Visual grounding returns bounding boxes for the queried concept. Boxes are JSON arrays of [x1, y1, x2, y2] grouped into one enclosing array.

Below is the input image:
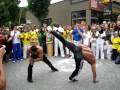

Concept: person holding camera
[[0, 45, 6, 90]]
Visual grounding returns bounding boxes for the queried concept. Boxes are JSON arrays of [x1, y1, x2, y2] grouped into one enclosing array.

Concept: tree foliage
[[0, 0, 20, 25], [28, 0, 50, 22]]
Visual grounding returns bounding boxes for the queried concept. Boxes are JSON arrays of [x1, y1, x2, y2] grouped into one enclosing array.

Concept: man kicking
[[47, 25, 98, 83], [27, 37, 58, 83]]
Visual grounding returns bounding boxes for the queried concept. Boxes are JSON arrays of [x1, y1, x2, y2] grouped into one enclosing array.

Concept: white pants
[[23, 44, 30, 59], [65, 40, 72, 55], [96, 38, 105, 59], [91, 44, 96, 56], [66, 47, 72, 55], [74, 40, 81, 46], [106, 42, 112, 60], [54, 38, 65, 57]]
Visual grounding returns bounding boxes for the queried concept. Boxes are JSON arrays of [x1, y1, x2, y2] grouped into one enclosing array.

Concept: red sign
[[91, 0, 105, 11]]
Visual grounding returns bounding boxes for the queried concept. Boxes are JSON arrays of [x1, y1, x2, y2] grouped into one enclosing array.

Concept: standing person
[[71, 24, 83, 58], [41, 27, 47, 53], [96, 25, 106, 60], [90, 33, 96, 56], [90, 24, 97, 56], [10, 26, 22, 62], [111, 32, 120, 61], [104, 24, 112, 59], [27, 37, 58, 83], [46, 27, 54, 56], [82, 25, 91, 47], [53, 24, 65, 57], [48, 26, 98, 83], [65, 25, 73, 56], [72, 23, 83, 46], [20, 26, 31, 60], [0, 46, 6, 90], [6, 27, 13, 61], [38, 28, 45, 47]]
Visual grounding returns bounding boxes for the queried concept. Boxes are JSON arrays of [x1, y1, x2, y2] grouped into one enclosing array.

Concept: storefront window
[[91, 10, 103, 24], [71, 10, 86, 25], [71, 0, 88, 4]]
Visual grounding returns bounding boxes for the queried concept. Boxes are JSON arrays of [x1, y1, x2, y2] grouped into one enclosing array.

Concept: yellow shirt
[[117, 46, 120, 53], [111, 37, 120, 49], [30, 31, 38, 42], [20, 32, 31, 45], [62, 31, 67, 39], [66, 29, 73, 42]]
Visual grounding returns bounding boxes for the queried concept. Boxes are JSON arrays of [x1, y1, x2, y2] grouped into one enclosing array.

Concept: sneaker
[[69, 77, 78, 82]]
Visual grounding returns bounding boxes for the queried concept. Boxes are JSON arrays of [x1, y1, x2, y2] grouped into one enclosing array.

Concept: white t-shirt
[[10, 30, 21, 44], [58, 26, 64, 33], [83, 31, 91, 46]]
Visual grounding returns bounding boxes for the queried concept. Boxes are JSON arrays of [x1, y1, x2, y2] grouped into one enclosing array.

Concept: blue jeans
[[12, 43, 22, 61]]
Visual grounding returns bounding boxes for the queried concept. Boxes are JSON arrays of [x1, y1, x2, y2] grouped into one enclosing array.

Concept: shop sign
[[112, 2, 120, 14], [91, 0, 105, 11], [112, 7, 120, 14]]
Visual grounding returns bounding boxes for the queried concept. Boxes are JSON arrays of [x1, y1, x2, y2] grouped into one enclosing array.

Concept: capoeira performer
[[27, 37, 58, 83], [47, 25, 98, 83]]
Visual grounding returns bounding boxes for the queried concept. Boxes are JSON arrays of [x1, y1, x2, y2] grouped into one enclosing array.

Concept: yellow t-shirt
[[30, 31, 38, 43], [66, 30, 73, 42], [117, 46, 120, 53], [111, 37, 120, 49], [62, 31, 67, 39], [20, 32, 31, 45]]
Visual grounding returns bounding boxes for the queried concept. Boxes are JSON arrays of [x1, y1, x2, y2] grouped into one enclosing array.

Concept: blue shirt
[[72, 28, 83, 41]]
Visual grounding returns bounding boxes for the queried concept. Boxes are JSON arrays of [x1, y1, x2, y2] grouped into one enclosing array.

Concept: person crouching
[[27, 37, 58, 83]]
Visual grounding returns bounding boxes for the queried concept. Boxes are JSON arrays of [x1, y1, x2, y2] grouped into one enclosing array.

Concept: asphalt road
[[5, 57, 120, 90]]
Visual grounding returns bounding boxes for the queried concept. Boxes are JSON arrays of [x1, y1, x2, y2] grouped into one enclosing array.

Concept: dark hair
[[30, 46, 38, 59]]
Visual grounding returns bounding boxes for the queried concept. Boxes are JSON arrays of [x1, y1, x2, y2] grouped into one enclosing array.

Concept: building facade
[[46, 0, 120, 26]]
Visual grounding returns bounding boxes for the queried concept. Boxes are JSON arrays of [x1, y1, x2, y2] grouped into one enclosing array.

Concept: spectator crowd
[[0, 15, 120, 64]]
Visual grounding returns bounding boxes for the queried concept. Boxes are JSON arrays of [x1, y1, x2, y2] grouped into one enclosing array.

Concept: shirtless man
[[27, 39, 58, 83], [47, 25, 98, 83]]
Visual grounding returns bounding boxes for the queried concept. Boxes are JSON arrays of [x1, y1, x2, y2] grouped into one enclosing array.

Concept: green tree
[[28, 0, 50, 22], [0, 0, 20, 25]]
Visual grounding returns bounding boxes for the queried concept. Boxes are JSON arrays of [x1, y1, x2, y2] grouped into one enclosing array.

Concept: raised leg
[[51, 31, 76, 53]]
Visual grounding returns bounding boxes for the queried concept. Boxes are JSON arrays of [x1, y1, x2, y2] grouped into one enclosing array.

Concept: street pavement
[[5, 56, 120, 90]]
